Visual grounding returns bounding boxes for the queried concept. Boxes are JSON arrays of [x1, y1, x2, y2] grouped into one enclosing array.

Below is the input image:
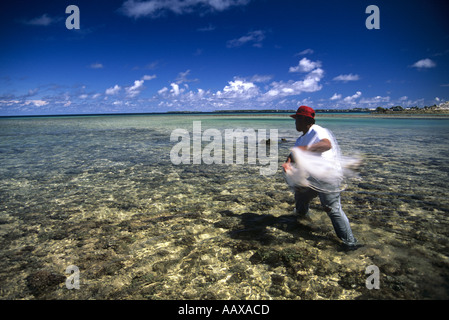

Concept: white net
[[283, 129, 362, 193]]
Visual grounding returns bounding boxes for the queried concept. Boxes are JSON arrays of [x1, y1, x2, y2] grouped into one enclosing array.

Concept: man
[[282, 106, 360, 250]]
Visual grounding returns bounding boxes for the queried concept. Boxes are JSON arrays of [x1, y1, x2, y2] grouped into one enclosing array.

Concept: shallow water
[[0, 114, 448, 299]]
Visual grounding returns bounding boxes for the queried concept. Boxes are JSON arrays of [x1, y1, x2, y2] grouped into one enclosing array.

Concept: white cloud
[[21, 14, 60, 26], [142, 74, 156, 80], [263, 68, 324, 100], [343, 91, 362, 104], [158, 87, 168, 95], [219, 80, 259, 99], [289, 58, 322, 73], [0, 100, 21, 106], [175, 70, 198, 84], [296, 49, 314, 56], [249, 74, 272, 83], [223, 80, 255, 92], [120, 0, 250, 19], [155, 78, 260, 110], [330, 93, 342, 100], [360, 95, 390, 104], [105, 85, 121, 95], [126, 80, 145, 97], [89, 63, 104, 69], [411, 58, 436, 69], [170, 83, 181, 96], [333, 74, 360, 82], [227, 30, 265, 48], [106, 76, 155, 98], [24, 100, 48, 107], [153, 57, 325, 110]]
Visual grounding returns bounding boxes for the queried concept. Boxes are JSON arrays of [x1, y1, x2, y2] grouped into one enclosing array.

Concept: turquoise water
[[1, 113, 448, 299]]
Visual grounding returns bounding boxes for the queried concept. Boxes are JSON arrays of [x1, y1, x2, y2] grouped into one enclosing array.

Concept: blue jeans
[[295, 188, 358, 246]]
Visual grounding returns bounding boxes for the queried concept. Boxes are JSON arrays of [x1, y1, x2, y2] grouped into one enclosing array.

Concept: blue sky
[[1, 0, 448, 115]]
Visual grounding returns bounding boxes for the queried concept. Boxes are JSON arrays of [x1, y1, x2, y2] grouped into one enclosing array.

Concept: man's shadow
[[215, 210, 331, 246]]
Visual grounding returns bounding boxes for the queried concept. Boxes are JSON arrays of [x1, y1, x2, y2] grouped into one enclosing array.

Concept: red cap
[[289, 105, 315, 119]]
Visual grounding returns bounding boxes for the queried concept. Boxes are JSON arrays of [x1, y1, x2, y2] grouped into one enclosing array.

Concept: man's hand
[[282, 158, 292, 172]]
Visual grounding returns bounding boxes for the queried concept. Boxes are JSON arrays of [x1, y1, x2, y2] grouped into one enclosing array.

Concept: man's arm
[[300, 138, 332, 153], [283, 138, 332, 172]]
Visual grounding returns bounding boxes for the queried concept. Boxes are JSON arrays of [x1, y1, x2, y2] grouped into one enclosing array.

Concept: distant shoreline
[[1, 110, 449, 119], [318, 112, 449, 119]]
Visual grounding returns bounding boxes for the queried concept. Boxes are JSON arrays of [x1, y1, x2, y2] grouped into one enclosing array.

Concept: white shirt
[[294, 124, 337, 160]]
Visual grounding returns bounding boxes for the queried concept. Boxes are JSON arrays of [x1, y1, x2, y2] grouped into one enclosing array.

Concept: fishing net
[[283, 129, 362, 193]]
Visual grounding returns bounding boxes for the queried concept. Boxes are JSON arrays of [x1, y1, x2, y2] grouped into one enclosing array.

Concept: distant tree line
[[373, 105, 446, 114]]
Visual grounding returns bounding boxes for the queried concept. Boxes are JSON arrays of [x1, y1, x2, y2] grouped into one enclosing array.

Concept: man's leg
[[318, 192, 358, 247], [294, 188, 318, 218]]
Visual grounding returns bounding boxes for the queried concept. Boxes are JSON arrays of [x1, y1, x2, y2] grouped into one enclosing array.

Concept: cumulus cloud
[[218, 80, 259, 99], [0, 98, 50, 114], [170, 83, 181, 95], [223, 80, 255, 92], [175, 70, 198, 84], [120, 0, 250, 19], [158, 82, 188, 97], [226, 30, 265, 48], [263, 70, 324, 100], [343, 91, 362, 104], [411, 58, 436, 69], [105, 85, 121, 95], [21, 14, 61, 26], [360, 95, 390, 104], [105, 76, 153, 98], [142, 74, 157, 80], [158, 87, 168, 95], [289, 58, 322, 73], [330, 93, 342, 100], [24, 100, 49, 107], [155, 78, 260, 110], [1, 58, 325, 114], [126, 80, 145, 97], [333, 74, 360, 82], [328, 93, 395, 109], [153, 58, 325, 110]]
